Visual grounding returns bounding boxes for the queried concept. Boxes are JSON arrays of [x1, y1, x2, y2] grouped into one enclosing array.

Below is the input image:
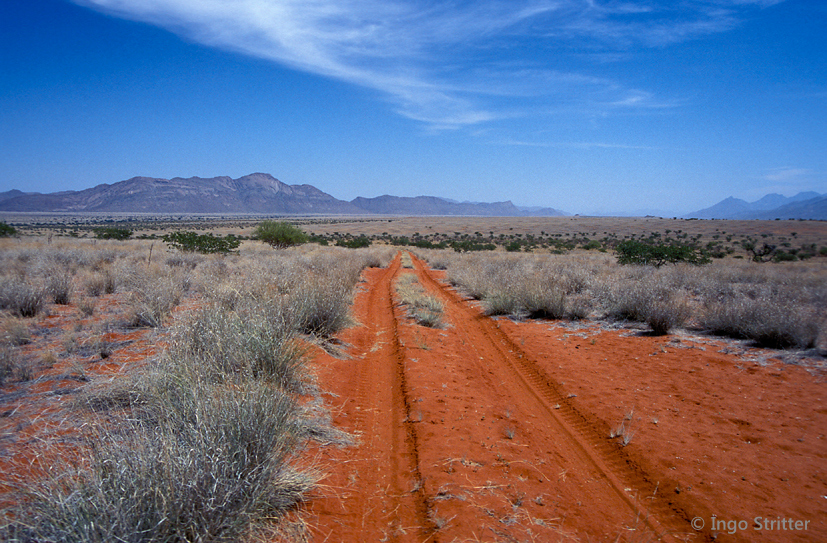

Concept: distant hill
[[751, 195, 827, 220], [350, 195, 565, 216], [0, 189, 30, 203], [0, 174, 363, 214], [687, 192, 825, 220], [0, 174, 566, 216]]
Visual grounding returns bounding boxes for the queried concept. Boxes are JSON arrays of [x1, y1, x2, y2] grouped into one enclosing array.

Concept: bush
[[123, 269, 186, 328], [450, 240, 496, 252], [163, 231, 241, 254], [772, 250, 797, 262], [702, 298, 818, 349], [0, 278, 45, 317], [84, 269, 116, 296], [169, 303, 306, 390], [606, 277, 689, 335], [5, 382, 312, 543], [94, 227, 132, 240], [254, 221, 308, 249], [645, 298, 690, 335], [615, 240, 710, 267], [0, 345, 15, 385], [336, 236, 371, 249], [0, 221, 17, 237], [286, 279, 353, 337], [45, 271, 73, 305], [6, 265, 323, 542]]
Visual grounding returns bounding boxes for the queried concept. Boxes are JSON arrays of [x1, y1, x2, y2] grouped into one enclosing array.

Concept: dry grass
[[0, 238, 394, 542], [0, 277, 46, 317], [4, 382, 314, 543], [427, 249, 825, 347], [122, 266, 188, 328], [396, 272, 445, 328]]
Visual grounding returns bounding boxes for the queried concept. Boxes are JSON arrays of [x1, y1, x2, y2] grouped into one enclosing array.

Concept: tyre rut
[[409, 252, 706, 542], [334, 253, 433, 542]]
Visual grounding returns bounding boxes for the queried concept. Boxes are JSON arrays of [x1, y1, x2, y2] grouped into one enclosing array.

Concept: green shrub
[[412, 239, 446, 249], [742, 241, 777, 262], [336, 236, 371, 249], [615, 240, 709, 267], [94, 227, 132, 240], [254, 221, 308, 249], [772, 250, 797, 262], [0, 221, 17, 237], [450, 240, 496, 252], [162, 231, 241, 254]]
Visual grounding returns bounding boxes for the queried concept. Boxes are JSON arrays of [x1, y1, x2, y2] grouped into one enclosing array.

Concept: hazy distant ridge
[[0, 174, 565, 216], [350, 195, 565, 216], [0, 174, 362, 214], [2, 175, 822, 219], [687, 192, 826, 220]]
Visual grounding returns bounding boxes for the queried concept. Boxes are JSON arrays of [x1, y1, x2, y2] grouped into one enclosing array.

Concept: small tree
[[94, 227, 133, 240], [0, 221, 17, 237], [162, 231, 240, 254], [253, 221, 308, 249], [336, 236, 371, 249], [742, 241, 777, 263], [615, 240, 710, 267]]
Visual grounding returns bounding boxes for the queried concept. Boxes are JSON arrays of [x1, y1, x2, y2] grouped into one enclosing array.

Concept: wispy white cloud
[[497, 138, 663, 150], [73, 0, 785, 127], [763, 167, 814, 182]]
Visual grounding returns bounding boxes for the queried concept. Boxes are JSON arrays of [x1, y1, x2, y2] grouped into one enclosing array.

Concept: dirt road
[[307, 252, 717, 542]]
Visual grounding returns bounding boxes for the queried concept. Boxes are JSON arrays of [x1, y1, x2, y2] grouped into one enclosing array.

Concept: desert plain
[[0, 215, 825, 542]]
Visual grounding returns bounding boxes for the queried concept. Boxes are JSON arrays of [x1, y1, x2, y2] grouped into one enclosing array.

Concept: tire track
[[409, 252, 708, 542], [339, 253, 433, 542]]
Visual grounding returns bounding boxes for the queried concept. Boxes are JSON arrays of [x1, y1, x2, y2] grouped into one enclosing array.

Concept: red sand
[[305, 253, 825, 542]]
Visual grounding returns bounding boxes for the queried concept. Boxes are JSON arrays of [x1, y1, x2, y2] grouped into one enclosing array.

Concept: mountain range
[[687, 192, 826, 220], [0, 173, 565, 216], [1, 173, 824, 219]]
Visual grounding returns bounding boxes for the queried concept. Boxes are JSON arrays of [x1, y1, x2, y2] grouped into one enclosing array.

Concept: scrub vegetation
[[0, 236, 394, 541], [421, 250, 825, 347], [0, 215, 824, 542]]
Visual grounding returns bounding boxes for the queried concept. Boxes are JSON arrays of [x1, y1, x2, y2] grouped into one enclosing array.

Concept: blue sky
[[1, 0, 824, 215]]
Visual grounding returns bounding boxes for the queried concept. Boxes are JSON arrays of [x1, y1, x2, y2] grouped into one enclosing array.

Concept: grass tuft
[[396, 273, 445, 328], [702, 297, 819, 349], [0, 278, 45, 317]]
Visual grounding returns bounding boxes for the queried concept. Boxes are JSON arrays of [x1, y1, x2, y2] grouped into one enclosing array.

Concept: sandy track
[[408, 252, 703, 541], [307, 254, 433, 541], [308, 252, 719, 541]]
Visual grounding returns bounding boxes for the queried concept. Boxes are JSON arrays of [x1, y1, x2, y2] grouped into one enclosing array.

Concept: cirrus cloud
[[73, 0, 785, 127]]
